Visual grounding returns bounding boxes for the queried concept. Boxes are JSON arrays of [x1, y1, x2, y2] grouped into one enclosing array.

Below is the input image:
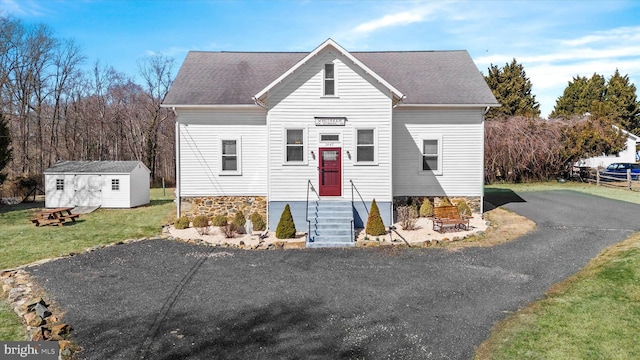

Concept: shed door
[[73, 175, 102, 206], [319, 148, 341, 196]]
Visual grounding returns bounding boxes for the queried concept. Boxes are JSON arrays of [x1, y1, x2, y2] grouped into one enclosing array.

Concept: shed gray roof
[[163, 49, 498, 106], [44, 161, 146, 174]]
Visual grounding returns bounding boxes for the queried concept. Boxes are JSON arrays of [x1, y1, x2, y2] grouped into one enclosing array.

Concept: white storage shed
[[44, 161, 150, 208]]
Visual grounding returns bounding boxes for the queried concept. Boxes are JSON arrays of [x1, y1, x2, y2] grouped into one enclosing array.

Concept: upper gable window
[[324, 63, 335, 96]]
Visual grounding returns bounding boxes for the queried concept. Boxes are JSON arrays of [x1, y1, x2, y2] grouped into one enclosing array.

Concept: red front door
[[319, 148, 342, 196]]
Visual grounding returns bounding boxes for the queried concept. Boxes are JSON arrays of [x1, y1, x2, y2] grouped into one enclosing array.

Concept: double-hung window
[[324, 63, 335, 96], [356, 129, 375, 163], [220, 138, 241, 175], [285, 129, 305, 163], [56, 179, 64, 191], [111, 179, 120, 191], [421, 138, 442, 174]]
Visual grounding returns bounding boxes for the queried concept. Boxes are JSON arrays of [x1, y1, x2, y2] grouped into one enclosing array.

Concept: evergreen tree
[[276, 204, 296, 239], [0, 113, 12, 185], [365, 199, 386, 236], [550, 74, 606, 119], [484, 59, 541, 119], [604, 69, 640, 131]]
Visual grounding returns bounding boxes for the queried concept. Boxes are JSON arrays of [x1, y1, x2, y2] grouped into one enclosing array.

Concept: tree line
[[484, 59, 639, 183], [0, 14, 175, 195]]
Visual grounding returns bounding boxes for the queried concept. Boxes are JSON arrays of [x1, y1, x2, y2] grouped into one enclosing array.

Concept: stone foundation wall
[[393, 196, 482, 213], [181, 196, 267, 220]]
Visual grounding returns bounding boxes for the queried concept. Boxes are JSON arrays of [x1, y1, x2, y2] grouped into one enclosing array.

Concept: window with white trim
[[324, 63, 335, 96], [285, 129, 305, 163], [220, 138, 241, 175], [421, 138, 442, 174], [111, 179, 120, 191], [356, 129, 375, 163], [56, 179, 64, 191]]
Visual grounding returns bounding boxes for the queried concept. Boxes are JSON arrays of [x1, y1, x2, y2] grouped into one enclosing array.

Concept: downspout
[[174, 109, 181, 217], [481, 107, 487, 216], [253, 96, 270, 230]]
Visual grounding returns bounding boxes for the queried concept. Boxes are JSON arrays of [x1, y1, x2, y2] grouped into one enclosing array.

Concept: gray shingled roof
[[44, 161, 144, 174], [163, 49, 498, 106]]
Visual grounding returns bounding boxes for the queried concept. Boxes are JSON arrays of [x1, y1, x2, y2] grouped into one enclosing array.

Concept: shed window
[[356, 129, 375, 163], [286, 129, 305, 163], [324, 63, 335, 96], [56, 179, 64, 191], [111, 179, 120, 191]]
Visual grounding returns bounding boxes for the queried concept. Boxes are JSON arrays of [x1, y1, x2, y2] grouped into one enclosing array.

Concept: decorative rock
[[283, 241, 306, 249], [35, 303, 52, 319], [8, 287, 23, 301], [24, 312, 44, 327]]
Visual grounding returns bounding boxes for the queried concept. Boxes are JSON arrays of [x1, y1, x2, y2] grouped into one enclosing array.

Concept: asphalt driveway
[[28, 190, 640, 359]]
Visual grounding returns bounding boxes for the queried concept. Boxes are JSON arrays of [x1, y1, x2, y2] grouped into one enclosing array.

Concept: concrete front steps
[[306, 200, 355, 248]]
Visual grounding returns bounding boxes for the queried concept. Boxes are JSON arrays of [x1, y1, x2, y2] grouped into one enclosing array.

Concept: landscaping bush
[[276, 204, 296, 239], [366, 199, 386, 236], [419, 198, 434, 217], [192, 215, 210, 235], [212, 214, 228, 227], [397, 205, 418, 230], [250, 212, 266, 231], [174, 216, 190, 229], [456, 199, 472, 217], [439, 197, 452, 207], [232, 210, 246, 229], [221, 223, 237, 238]]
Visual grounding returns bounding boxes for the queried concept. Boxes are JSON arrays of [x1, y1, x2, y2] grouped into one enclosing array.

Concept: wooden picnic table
[[31, 207, 80, 227]]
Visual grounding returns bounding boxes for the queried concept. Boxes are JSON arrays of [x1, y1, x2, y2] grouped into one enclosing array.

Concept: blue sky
[[1, 0, 639, 118]]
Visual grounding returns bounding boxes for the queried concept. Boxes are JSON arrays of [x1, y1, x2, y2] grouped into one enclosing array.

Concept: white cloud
[[350, 2, 447, 36], [0, 0, 49, 17]]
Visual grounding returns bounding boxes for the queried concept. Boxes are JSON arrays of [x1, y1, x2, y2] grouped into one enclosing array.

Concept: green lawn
[[478, 182, 640, 359], [0, 188, 175, 340]]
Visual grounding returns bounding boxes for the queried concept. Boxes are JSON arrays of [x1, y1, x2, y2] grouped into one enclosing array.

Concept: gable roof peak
[[253, 39, 404, 104]]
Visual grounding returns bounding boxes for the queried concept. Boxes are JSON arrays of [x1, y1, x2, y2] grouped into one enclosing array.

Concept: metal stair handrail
[[306, 180, 320, 241], [350, 180, 369, 243]]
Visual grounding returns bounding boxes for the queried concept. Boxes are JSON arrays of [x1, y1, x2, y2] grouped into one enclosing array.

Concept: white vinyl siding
[[267, 49, 392, 202], [392, 108, 484, 197], [177, 109, 267, 196]]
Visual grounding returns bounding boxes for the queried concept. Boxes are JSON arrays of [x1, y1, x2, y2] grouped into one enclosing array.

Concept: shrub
[[174, 216, 190, 230], [365, 199, 386, 236], [221, 223, 237, 238], [232, 210, 246, 229], [250, 212, 266, 231], [212, 214, 228, 227], [192, 215, 210, 235], [419, 198, 434, 217], [456, 199, 472, 217], [276, 204, 296, 239], [440, 197, 452, 207], [397, 205, 418, 230]]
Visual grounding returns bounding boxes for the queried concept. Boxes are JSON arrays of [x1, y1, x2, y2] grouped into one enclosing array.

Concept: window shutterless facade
[[324, 63, 335, 96], [220, 138, 241, 175], [356, 129, 375, 163], [56, 179, 64, 191], [111, 179, 120, 191], [285, 129, 305, 163], [421, 137, 442, 174]]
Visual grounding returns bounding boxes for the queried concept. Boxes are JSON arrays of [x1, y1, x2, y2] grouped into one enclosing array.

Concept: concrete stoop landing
[[306, 200, 355, 248]]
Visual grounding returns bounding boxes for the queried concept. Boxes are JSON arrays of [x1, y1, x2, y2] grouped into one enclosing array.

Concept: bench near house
[[162, 39, 498, 247]]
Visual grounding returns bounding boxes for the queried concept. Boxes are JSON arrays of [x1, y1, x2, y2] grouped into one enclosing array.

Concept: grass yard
[[0, 188, 175, 340], [478, 182, 640, 359]]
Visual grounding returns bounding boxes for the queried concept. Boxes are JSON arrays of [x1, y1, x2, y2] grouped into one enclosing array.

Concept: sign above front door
[[315, 117, 346, 126]]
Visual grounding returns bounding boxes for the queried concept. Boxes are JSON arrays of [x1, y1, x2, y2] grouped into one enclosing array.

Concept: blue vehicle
[[600, 162, 640, 180]]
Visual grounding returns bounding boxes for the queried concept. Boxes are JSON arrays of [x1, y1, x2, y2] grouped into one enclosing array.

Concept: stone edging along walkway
[[1, 223, 489, 359]]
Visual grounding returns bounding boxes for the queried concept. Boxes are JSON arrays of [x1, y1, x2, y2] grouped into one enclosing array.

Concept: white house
[[44, 161, 150, 208], [162, 39, 498, 247], [578, 126, 640, 168]]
